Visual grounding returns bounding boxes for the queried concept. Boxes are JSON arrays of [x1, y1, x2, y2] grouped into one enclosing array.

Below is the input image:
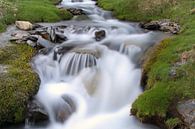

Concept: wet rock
[[140, 19, 180, 34], [55, 96, 76, 122], [140, 21, 160, 30], [72, 0, 82, 2], [67, 8, 85, 15], [27, 40, 37, 47], [95, 30, 106, 41], [37, 36, 55, 48], [38, 47, 53, 55], [177, 99, 195, 129], [15, 21, 33, 31], [27, 99, 48, 123], [71, 48, 101, 58], [27, 35, 39, 42], [10, 31, 29, 42]]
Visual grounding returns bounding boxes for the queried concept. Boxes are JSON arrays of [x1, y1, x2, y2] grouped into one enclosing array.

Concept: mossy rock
[[0, 43, 39, 126]]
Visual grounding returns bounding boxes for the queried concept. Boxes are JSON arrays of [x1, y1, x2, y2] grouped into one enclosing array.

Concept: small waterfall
[[59, 51, 98, 75], [25, 0, 168, 129]]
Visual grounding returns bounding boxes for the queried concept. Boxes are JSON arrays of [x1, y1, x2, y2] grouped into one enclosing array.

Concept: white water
[[28, 0, 168, 129]]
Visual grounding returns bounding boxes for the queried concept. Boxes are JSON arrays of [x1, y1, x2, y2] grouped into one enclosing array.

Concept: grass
[[0, 0, 72, 32], [98, 0, 195, 128], [0, 44, 39, 126]]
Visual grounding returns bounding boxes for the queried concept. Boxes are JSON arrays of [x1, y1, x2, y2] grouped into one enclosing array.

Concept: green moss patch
[[0, 44, 39, 126]]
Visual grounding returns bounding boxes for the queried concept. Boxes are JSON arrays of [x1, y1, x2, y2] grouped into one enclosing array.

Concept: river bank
[[0, 0, 73, 127], [97, 0, 195, 128]]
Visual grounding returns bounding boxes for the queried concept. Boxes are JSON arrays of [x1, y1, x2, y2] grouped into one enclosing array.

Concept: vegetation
[[0, 0, 71, 126], [0, 44, 39, 126], [98, 0, 195, 128], [0, 0, 72, 32]]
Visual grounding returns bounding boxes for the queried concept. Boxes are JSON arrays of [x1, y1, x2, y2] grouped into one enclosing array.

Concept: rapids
[[23, 0, 168, 129]]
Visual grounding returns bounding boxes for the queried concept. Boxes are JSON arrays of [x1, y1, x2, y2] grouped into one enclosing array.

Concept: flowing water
[[17, 0, 169, 129]]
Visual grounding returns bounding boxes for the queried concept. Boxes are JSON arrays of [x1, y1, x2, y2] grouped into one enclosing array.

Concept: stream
[[5, 0, 169, 129]]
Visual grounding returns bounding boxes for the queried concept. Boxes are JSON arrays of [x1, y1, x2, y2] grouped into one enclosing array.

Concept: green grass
[[0, 44, 39, 126], [0, 0, 72, 32], [98, 0, 195, 128]]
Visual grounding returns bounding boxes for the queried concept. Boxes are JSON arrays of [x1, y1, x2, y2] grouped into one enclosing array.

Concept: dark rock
[[177, 99, 195, 129], [10, 31, 29, 42], [27, 99, 48, 124], [95, 30, 106, 41], [32, 24, 44, 30], [72, 0, 82, 2], [37, 36, 55, 48], [38, 47, 53, 55], [140, 21, 160, 30], [67, 8, 85, 15], [55, 31, 68, 43], [140, 19, 180, 34]]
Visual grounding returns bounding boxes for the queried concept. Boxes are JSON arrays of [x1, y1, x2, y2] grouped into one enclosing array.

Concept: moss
[[165, 118, 181, 129], [0, 44, 39, 126]]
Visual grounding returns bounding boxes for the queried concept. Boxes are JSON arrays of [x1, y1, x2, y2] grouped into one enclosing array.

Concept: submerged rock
[[27, 99, 48, 123], [140, 19, 180, 34], [177, 99, 195, 129], [56, 96, 76, 122], [95, 30, 106, 41], [15, 21, 33, 31]]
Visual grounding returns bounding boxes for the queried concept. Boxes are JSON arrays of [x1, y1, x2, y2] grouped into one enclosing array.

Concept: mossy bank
[[0, 44, 39, 126], [0, 0, 72, 126], [98, 0, 195, 128]]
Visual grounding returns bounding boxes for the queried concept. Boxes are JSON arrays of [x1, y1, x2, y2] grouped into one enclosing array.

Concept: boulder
[[140, 19, 180, 34], [95, 30, 106, 41], [177, 99, 195, 129], [15, 21, 33, 31]]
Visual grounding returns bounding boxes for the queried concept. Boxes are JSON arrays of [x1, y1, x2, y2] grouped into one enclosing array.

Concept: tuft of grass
[[165, 118, 181, 129], [0, 44, 39, 126]]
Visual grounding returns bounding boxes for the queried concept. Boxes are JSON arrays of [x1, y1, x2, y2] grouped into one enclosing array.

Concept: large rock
[[177, 99, 195, 129], [15, 21, 33, 31], [140, 19, 180, 34]]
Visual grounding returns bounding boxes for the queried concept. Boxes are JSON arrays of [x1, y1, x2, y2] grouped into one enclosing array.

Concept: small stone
[[67, 8, 85, 15], [95, 30, 106, 41], [190, 8, 195, 14], [15, 21, 33, 31]]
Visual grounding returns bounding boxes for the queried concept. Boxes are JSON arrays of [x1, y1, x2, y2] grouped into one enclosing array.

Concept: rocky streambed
[[0, 0, 194, 129]]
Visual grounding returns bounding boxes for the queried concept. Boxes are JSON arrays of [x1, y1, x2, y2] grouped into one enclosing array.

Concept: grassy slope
[[0, 0, 72, 32], [0, 44, 39, 126], [98, 0, 195, 128]]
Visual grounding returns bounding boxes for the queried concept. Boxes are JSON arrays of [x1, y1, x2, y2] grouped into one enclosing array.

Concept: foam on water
[[27, 0, 168, 129]]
